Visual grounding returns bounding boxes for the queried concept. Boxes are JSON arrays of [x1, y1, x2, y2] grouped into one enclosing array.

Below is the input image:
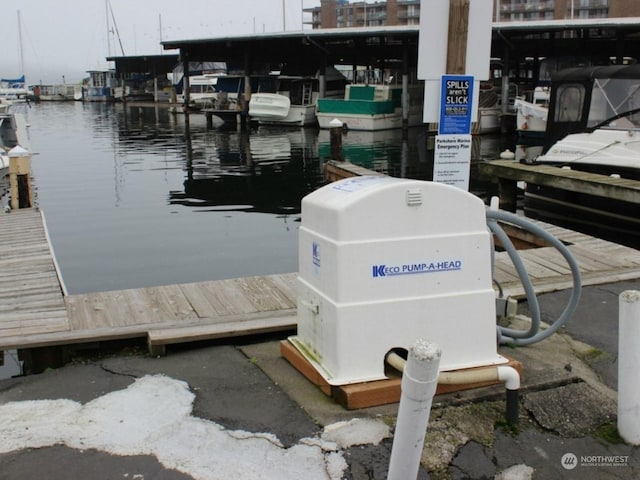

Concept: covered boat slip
[[2, 206, 640, 354]]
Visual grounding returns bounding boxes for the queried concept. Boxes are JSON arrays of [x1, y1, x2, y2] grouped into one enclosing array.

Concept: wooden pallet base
[[280, 340, 522, 410]]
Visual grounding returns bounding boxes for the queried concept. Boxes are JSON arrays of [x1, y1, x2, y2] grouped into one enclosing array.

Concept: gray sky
[[1, 0, 321, 85]]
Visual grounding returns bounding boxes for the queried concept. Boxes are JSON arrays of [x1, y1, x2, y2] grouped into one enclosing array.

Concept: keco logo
[[372, 260, 462, 278]]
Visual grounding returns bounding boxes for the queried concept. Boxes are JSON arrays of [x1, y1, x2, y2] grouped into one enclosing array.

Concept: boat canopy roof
[[551, 63, 640, 83], [0, 75, 25, 86], [544, 62, 640, 151]]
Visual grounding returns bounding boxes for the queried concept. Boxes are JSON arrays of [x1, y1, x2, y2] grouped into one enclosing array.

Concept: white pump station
[[291, 176, 508, 385]]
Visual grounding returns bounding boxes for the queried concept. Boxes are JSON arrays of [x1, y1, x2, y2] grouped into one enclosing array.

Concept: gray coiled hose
[[486, 208, 582, 346]]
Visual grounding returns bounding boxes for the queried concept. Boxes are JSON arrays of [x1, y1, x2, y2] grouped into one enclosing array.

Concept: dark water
[[10, 102, 506, 294]]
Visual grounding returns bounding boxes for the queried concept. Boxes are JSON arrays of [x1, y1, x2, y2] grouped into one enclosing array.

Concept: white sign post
[[418, 0, 493, 121], [418, 0, 493, 191]]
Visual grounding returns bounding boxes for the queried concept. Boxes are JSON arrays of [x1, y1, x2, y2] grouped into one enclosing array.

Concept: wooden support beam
[[478, 160, 640, 204], [148, 313, 297, 356], [446, 0, 470, 74], [324, 160, 382, 182]]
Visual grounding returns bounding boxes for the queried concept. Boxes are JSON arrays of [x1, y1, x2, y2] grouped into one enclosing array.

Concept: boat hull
[[249, 93, 291, 119], [250, 93, 319, 127], [316, 110, 423, 131], [318, 111, 396, 130], [84, 87, 115, 102], [538, 129, 640, 174]]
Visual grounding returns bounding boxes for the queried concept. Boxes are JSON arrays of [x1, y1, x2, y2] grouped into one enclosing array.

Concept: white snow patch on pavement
[[0, 374, 390, 480], [321, 418, 391, 448]]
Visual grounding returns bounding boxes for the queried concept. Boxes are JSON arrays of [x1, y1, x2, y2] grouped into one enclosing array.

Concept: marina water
[[4, 102, 505, 295]]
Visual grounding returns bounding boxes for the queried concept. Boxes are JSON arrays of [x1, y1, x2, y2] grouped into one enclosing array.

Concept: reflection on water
[[23, 103, 507, 294], [172, 125, 324, 214]]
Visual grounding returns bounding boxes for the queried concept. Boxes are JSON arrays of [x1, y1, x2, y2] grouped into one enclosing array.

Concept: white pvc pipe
[[387, 340, 441, 480], [386, 352, 521, 424], [497, 365, 521, 390], [387, 352, 520, 390], [618, 290, 640, 445]]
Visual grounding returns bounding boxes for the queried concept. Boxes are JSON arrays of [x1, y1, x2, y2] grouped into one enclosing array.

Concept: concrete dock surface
[[0, 280, 638, 479]]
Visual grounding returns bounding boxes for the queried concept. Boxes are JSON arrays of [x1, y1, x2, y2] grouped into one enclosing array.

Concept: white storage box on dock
[[292, 176, 506, 385]]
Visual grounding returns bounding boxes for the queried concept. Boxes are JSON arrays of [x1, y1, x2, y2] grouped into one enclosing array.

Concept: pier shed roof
[[162, 26, 421, 72], [160, 19, 640, 73], [106, 54, 180, 76]]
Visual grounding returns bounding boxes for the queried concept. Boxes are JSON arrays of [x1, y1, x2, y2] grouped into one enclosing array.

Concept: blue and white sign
[[439, 75, 474, 135]]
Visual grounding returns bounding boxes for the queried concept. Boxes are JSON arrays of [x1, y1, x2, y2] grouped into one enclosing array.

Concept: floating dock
[[0, 209, 68, 341], [477, 159, 640, 211], [2, 204, 640, 355]]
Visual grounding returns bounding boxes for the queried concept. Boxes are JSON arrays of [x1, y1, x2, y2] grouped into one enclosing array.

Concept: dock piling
[[329, 118, 343, 161], [8, 146, 33, 209]]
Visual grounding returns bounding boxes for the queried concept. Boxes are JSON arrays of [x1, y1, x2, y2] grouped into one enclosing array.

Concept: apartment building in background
[[304, 0, 640, 29]]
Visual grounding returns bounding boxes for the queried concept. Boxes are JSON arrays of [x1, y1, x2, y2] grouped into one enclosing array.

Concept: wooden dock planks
[[63, 273, 300, 349], [493, 219, 640, 298], [0, 209, 69, 343]]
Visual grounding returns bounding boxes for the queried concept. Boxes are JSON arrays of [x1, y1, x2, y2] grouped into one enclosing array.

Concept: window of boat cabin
[[587, 78, 640, 128], [553, 84, 585, 123]]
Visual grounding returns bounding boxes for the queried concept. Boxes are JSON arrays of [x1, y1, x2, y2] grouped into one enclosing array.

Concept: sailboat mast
[[159, 14, 163, 54], [107, 0, 126, 56], [17, 10, 25, 75], [105, 0, 112, 58]]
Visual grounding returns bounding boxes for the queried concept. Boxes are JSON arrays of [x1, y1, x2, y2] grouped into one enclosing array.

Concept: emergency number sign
[[438, 75, 474, 135]]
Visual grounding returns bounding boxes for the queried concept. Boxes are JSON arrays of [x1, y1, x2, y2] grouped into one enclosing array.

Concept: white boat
[[524, 63, 640, 248], [1, 111, 30, 172], [0, 75, 29, 103], [316, 83, 423, 131], [249, 77, 319, 127], [199, 75, 278, 125], [249, 68, 347, 127], [538, 62, 640, 172], [514, 57, 590, 140], [172, 61, 228, 107], [176, 74, 220, 107], [537, 127, 640, 176], [513, 86, 549, 138]]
